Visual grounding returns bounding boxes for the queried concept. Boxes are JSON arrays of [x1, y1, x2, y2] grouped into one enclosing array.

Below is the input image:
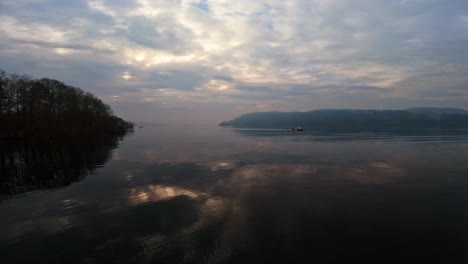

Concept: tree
[[0, 69, 134, 139]]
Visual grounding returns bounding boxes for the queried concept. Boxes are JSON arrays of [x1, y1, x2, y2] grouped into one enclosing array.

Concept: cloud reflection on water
[[2, 126, 468, 263]]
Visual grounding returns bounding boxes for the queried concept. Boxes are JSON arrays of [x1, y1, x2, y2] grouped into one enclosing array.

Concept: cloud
[[1, 0, 468, 123]]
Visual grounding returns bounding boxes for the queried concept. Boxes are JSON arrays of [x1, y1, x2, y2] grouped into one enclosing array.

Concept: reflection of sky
[[128, 184, 200, 205], [2, 126, 468, 262]]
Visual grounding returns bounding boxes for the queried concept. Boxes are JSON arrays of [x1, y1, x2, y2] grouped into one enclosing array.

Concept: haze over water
[[2, 126, 468, 263]]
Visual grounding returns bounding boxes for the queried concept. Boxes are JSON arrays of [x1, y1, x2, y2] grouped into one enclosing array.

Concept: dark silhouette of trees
[[0, 138, 120, 200], [0, 69, 134, 139]]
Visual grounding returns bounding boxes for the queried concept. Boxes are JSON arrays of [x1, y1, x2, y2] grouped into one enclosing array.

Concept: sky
[[1, 0, 468, 124]]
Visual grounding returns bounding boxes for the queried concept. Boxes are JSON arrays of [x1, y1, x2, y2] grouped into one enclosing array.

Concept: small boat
[[292, 127, 304, 132]]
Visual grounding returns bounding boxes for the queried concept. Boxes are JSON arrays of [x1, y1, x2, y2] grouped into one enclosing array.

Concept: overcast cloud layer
[[1, 0, 468, 123]]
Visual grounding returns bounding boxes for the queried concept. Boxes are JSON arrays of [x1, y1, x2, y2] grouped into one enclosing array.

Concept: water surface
[[1, 125, 468, 263]]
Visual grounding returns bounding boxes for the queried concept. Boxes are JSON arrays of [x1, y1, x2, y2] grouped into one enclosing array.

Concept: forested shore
[[0, 69, 134, 139]]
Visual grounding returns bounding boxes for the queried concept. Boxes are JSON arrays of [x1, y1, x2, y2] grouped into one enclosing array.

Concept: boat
[[292, 127, 304, 132]]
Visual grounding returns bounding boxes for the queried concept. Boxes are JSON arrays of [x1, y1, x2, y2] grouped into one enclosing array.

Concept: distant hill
[[406, 107, 468, 116], [219, 108, 468, 130]]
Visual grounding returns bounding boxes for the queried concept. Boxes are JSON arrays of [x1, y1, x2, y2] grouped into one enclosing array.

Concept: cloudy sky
[[1, 0, 468, 123]]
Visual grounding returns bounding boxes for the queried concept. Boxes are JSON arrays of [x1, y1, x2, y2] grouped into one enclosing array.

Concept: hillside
[[219, 108, 468, 130]]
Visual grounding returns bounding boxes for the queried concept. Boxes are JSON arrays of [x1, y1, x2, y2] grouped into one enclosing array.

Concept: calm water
[[1, 125, 468, 263]]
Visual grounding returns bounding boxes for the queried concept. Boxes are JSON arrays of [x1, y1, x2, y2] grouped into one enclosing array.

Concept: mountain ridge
[[219, 107, 468, 130]]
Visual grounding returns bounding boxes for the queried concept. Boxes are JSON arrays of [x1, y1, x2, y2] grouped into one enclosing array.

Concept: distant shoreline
[[220, 108, 468, 131]]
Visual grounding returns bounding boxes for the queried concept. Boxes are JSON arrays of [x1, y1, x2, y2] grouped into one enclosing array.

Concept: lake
[[1, 125, 468, 263]]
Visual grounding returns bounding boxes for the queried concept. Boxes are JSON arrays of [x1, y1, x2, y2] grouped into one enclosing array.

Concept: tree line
[[0, 69, 134, 139]]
